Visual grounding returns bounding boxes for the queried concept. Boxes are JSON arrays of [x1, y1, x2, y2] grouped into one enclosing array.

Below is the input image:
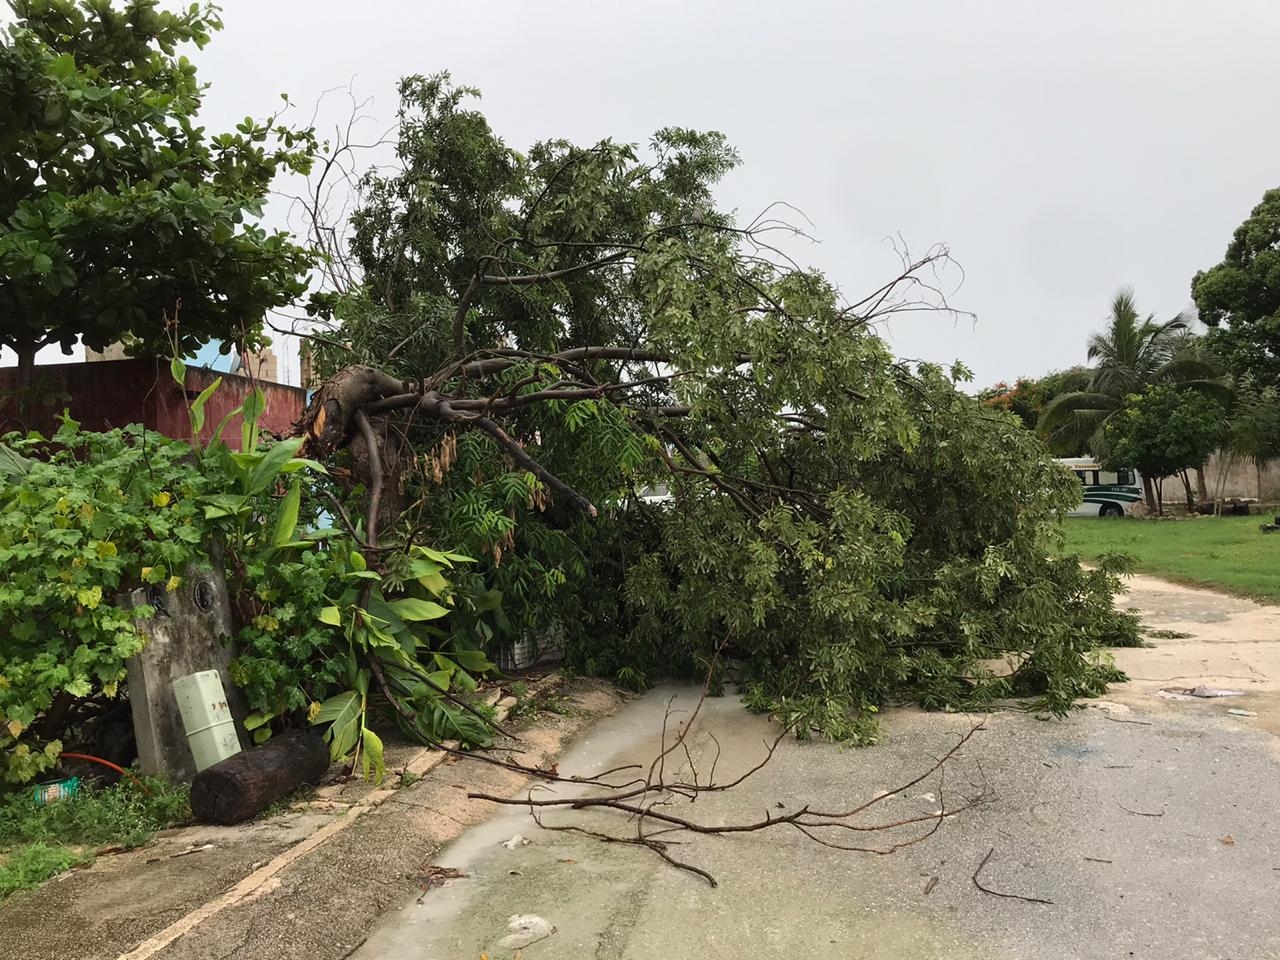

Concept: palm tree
[[1037, 289, 1226, 510]]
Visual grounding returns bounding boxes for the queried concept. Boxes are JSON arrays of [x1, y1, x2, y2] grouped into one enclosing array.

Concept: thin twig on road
[[971, 847, 1054, 905]]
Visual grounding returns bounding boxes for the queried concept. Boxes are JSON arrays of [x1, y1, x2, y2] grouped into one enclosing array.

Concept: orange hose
[[59, 752, 152, 795]]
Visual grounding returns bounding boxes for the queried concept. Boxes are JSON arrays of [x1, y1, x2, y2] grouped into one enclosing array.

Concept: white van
[[1056, 458, 1143, 517]]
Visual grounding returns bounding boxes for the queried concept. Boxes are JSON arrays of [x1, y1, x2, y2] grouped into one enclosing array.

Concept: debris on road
[[1156, 685, 1244, 700], [498, 914, 555, 949], [501, 834, 530, 849], [971, 847, 1053, 905], [415, 866, 465, 903], [1227, 709, 1257, 717]]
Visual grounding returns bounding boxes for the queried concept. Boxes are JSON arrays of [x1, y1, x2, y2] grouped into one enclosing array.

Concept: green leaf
[[170, 357, 186, 388], [241, 388, 266, 451], [272, 478, 301, 547], [253, 727, 272, 745], [247, 437, 304, 495], [188, 376, 222, 434], [360, 726, 385, 784], [243, 710, 273, 731], [318, 605, 341, 626], [388, 598, 450, 622], [48, 52, 77, 80], [312, 689, 361, 760], [448, 648, 495, 673], [209, 403, 244, 447]]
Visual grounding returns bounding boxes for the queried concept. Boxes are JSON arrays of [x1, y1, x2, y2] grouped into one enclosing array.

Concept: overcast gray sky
[[20, 1, 1280, 385]]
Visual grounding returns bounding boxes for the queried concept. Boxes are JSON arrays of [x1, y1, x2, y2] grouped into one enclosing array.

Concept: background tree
[[976, 367, 1083, 430], [0, 0, 316, 373], [1103, 387, 1225, 515], [1192, 188, 1280, 388], [1217, 384, 1280, 505], [1037, 289, 1225, 508], [292, 74, 1139, 741]]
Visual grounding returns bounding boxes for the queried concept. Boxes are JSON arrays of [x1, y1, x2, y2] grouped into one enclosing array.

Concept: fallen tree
[[283, 73, 1138, 756]]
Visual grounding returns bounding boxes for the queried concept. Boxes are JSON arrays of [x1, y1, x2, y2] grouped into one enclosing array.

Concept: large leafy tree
[[1037, 290, 1224, 506], [0, 0, 316, 371], [297, 74, 1138, 740], [1192, 188, 1280, 388], [1103, 387, 1224, 515], [976, 367, 1084, 429]]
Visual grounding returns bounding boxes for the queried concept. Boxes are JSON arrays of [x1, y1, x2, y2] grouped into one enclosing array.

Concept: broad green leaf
[[170, 357, 186, 388], [318, 605, 341, 626], [447, 648, 495, 673], [241, 388, 266, 451], [243, 710, 274, 731], [188, 376, 222, 434], [360, 727, 385, 784], [313, 689, 361, 761], [272, 478, 301, 547], [279, 457, 328, 475], [210, 403, 244, 447], [248, 437, 305, 495], [388, 598, 450, 622]]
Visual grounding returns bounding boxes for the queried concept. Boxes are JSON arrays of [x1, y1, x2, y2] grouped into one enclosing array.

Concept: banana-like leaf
[[389, 597, 450, 622], [312, 689, 362, 760], [272, 478, 301, 547], [248, 437, 305, 495], [360, 727, 385, 784]]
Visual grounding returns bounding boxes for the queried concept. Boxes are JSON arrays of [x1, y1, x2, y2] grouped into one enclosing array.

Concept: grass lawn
[[1061, 514, 1280, 603]]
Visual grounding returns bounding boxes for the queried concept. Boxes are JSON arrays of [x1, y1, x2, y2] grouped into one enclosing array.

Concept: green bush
[[0, 417, 209, 783]]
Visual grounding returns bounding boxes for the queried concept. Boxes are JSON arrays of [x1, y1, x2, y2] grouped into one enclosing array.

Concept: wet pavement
[[356, 576, 1280, 960]]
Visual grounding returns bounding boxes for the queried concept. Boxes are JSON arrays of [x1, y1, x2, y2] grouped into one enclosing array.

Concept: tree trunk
[[1213, 452, 1236, 516], [1141, 474, 1157, 513], [1195, 464, 1208, 502], [1180, 469, 1195, 513], [1257, 461, 1265, 501], [190, 730, 329, 825], [13, 342, 37, 392], [1154, 477, 1164, 516]]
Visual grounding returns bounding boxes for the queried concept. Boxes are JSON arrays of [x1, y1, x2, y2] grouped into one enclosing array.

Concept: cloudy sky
[[18, 1, 1280, 386]]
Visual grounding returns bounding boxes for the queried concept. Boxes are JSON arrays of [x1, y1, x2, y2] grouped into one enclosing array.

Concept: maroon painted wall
[[0, 359, 305, 448]]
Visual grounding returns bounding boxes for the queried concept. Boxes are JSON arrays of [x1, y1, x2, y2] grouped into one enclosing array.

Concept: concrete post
[[124, 565, 248, 782]]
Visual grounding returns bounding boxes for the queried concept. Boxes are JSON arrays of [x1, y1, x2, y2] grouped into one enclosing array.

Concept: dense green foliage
[[1223, 384, 1280, 472], [301, 74, 1140, 741], [1037, 290, 1224, 459], [1103, 387, 1224, 514], [0, 0, 315, 367], [0, 370, 495, 784], [976, 369, 1083, 430], [0, 775, 189, 849], [1192, 188, 1280, 388], [0, 417, 209, 783]]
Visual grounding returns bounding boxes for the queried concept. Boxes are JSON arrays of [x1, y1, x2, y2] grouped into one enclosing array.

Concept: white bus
[[1057, 458, 1143, 517]]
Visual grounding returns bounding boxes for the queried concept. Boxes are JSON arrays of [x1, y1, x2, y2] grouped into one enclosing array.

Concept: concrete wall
[[1200, 450, 1280, 502], [0, 358, 304, 447]]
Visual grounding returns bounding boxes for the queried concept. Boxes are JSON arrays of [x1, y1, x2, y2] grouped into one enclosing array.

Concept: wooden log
[[190, 730, 330, 825]]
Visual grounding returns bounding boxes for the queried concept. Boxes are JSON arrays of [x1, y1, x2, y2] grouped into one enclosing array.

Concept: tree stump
[[190, 730, 330, 824]]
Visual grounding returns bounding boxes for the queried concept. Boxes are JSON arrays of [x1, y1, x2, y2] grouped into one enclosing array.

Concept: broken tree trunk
[[190, 730, 330, 825]]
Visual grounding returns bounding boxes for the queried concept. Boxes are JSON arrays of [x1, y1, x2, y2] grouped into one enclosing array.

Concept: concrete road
[[357, 577, 1280, 960]]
